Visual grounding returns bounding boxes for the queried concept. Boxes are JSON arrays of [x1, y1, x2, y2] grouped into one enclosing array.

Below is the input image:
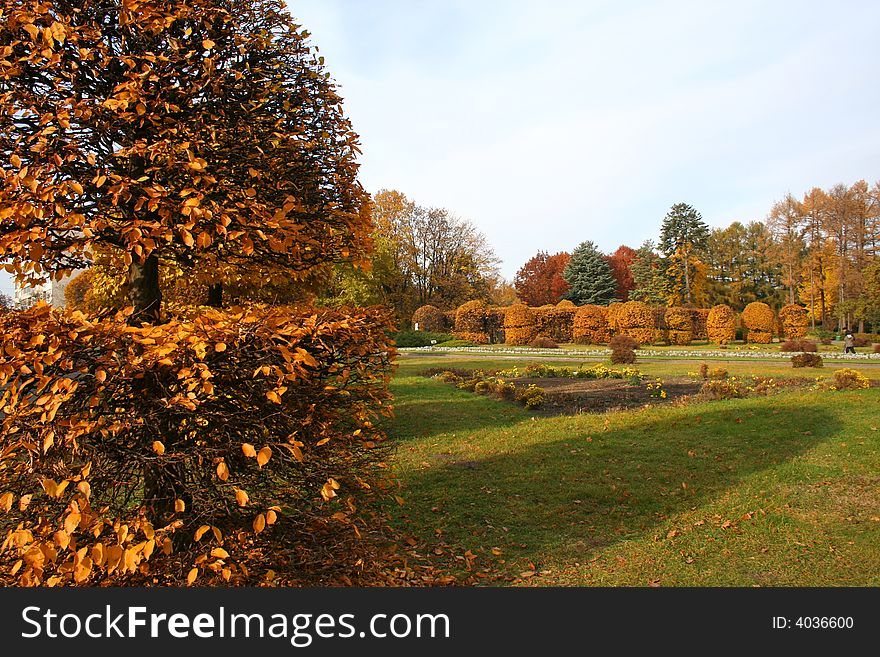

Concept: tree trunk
[[207, 282, 223, 308], [127, 253, 162, 324]]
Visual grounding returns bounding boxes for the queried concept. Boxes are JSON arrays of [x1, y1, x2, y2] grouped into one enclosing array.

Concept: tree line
[[513, 183, 880, 332]]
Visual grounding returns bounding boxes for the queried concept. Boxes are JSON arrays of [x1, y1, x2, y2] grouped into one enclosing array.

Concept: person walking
[[844, 330, 855, 354]]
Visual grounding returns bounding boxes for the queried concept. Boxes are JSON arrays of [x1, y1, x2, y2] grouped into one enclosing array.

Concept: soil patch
[[511, 376, 703, 415]]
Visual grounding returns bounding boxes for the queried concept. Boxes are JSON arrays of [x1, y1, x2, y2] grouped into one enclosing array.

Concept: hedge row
[[412, 301, 818, 346]]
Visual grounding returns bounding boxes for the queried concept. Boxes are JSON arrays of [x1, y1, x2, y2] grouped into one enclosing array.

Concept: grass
[[386, 358, 880, 586]]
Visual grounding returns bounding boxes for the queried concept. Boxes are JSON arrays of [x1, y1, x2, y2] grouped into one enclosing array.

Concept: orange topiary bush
[[573, 305, 610, 344], [605, 302, 623, 335], [411, 304, 447, 333], [534, 301, 577, 343], [616, 301, 659, 345], [778, 304, 809, 340], [690, 308, 710, 340], [504, 303, 538, 345], [0, 303, 395, 586], [454, 300, 489, 344], [741, 301, 775, 343], [664, 307, 693, 345], [707, 304, 737, 345]]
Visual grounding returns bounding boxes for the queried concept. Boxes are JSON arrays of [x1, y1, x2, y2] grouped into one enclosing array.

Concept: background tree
[[766, 193, 806, 305], [659, 203, 709, 305], [514, 250, 570, 306], [562, 240, 617, 305], [629, 241, 669, 305], [604, 245, 637, 301]]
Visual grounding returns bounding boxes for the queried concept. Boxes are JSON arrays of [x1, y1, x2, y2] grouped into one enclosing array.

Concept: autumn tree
[[659, 203, 709, 305], [513, 250, 570, 306], [604, 245, 637, 301], [328, 189, 500, 322], [0, 0, 394, 586], [0, 0, 371, 318], [767, 193, 806, 305], [562, 241, 617, 306]]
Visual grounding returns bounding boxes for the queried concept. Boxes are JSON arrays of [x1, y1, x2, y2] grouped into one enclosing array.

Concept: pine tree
[[562, 241, 617, 305], [629, 241, 669, 305], [659, 203, 710, 305]]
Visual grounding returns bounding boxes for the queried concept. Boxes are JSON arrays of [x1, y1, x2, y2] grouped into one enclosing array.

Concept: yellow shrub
[[707, 304, 736, 345], [617, 301, 659, 345], [573, 305, 610, 344], [778, 304, 809, 339], [504, 303, 537, 345], [454, 300, 489, 343], [412, 304, 447, 333], [741, 302, 775, 343], [664, 307, 693, 345]]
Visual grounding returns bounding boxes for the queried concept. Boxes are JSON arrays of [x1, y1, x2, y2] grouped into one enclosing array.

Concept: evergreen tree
[[629, 241, 670, 305], [562, 241, 617, 305], [659, 203, 710, 305]]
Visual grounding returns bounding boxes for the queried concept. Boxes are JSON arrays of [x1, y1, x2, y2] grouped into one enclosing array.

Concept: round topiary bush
[[707, 304, 737, 345], [503, 303, 538, 345], [664, 307, 693, 345], [412, 304, 447, 333], [778, 304, 809, 340], [454, 300, 489, 344], [572, 305, 609, 344], [741, 301, 775, 343], [616, 301, 658, 345]]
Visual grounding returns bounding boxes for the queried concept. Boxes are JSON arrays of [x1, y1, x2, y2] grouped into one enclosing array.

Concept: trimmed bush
[[690, 308, 710, 340], [780, 340, 818, 352], [778, 304, 809, 339], [529, 336, 559, 349], [616, 301, 659, 345], [533, 301, 577, 343], [572, 305, 610, 344], [0, 303, 395, 586], [664, 307, 693, 345], [484, 307, 507, 344], [454, 300, 489, 344], [503, 303, 538, 345], [412, 304, 448, 333], [875, 344, 880, 354], [707, 304, 737, 345], [605, 302, 624, 335], [791, 353, 823, 368], [611, 347, 636, 364], [741, 302, 775, 343], [610, 334, 639, 350]]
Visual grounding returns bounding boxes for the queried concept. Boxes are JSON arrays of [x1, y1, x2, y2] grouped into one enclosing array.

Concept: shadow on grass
[[390, 376, 529, 439], [393, 398, 839, 570]]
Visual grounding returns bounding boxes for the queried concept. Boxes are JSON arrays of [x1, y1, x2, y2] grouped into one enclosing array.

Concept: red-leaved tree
[[513, 251, 570, 306]]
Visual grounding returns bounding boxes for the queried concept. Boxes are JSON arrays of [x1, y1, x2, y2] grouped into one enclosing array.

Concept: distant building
[[13, 273, 79, 309]]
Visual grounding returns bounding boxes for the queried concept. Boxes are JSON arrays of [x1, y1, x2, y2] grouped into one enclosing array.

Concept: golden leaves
[[320, 478, 339, 501], [253, 514, 265, 534], [256, 447, 272, 468], [152, 441, 165, 455], [187, 568, 198, 585], [241, 443, 256, 458], [0, 492, 13, 513], [174, 499, 186, 513], [202, 39, 215, 50], [195, 525, 211, 541]]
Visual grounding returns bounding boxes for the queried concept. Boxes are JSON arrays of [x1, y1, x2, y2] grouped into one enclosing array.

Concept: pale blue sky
[[4, 0, 878, 296]]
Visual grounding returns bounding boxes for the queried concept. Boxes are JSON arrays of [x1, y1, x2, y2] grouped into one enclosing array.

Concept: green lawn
[[386, 360, 880, 586]]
